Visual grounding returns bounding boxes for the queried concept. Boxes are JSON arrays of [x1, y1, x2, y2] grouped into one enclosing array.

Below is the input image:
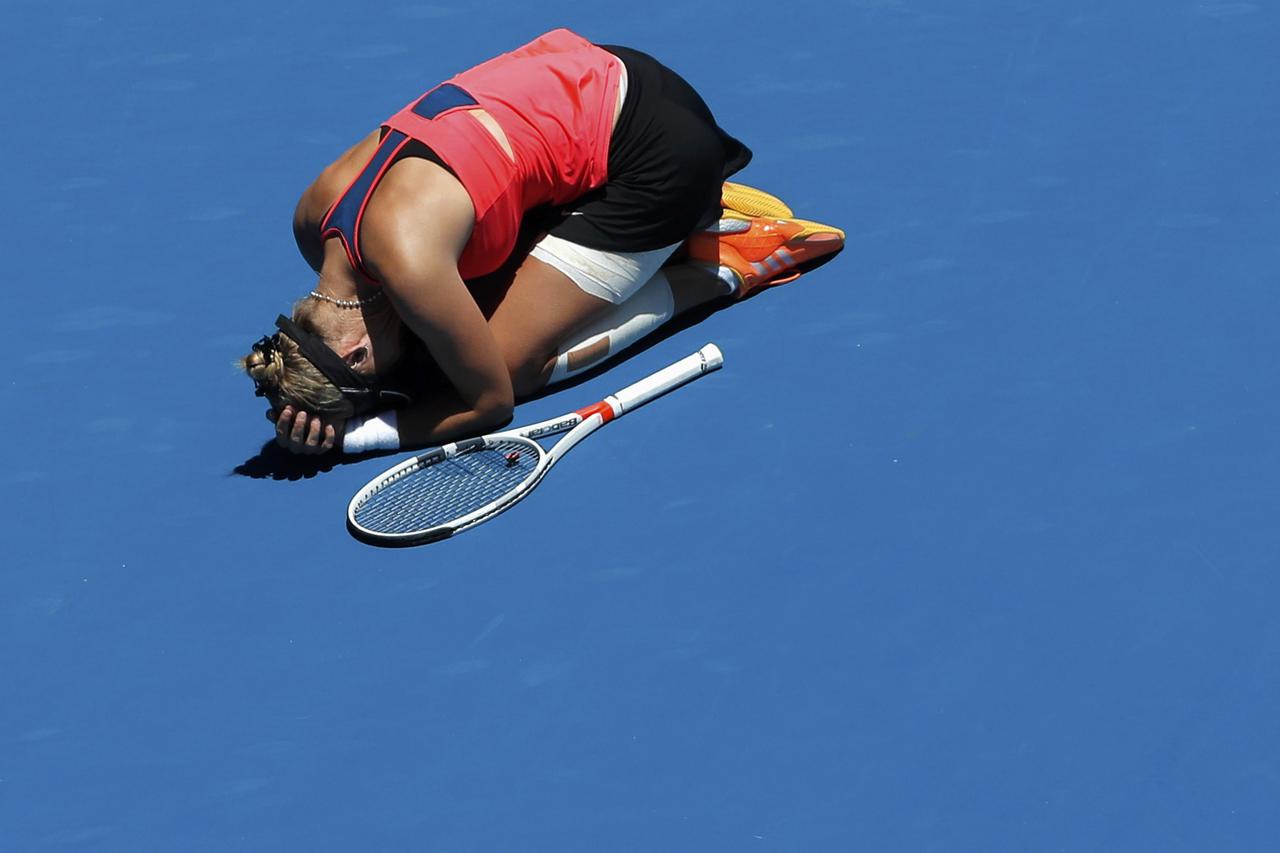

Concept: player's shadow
[[232, 442, 398, 480]]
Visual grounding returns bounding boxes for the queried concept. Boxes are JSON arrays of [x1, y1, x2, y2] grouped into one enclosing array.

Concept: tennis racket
[[347, 343, 724, 546]]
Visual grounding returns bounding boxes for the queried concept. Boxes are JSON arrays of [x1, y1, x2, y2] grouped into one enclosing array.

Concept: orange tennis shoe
[[686, 211, 846, 299]]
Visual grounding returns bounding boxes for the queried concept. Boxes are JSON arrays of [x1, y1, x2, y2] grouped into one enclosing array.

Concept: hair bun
[[240, 336, 286, 392]]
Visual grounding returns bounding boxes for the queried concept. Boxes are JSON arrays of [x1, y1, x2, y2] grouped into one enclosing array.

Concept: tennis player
[[244, 29, 843, 455]]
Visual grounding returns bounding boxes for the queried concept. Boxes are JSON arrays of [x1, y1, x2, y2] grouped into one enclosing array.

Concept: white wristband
[[343, 410, 401, 454]]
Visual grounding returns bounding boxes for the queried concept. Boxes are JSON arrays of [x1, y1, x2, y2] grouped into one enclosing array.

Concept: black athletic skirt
[[547, 44, 753, 253]]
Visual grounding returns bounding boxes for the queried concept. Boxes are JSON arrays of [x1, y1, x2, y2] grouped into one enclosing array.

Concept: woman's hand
[[268, 405, 343, 455]]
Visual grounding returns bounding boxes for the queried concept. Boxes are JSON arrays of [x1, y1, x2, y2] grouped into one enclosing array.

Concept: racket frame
[[346, 343, 723, 546]]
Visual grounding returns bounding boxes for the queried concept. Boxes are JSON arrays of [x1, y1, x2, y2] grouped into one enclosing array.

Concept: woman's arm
[[378, 265, 516, 447], [292, 199, 324, 273], [360, 158, 515, 446]]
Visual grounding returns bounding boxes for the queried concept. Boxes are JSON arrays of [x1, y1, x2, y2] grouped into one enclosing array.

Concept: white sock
[[714, 264, 741, 296], [703, 217, 751, 235]]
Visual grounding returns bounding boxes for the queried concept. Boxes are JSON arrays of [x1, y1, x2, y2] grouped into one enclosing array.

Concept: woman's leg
[[489, 230, 684, 395], [487, 248, 733, 398], [540, 263, 729, 387], [485, 254, 617, 398]]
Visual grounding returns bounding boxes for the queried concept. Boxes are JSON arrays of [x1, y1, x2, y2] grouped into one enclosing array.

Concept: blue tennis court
[[4, 1, 1278, 849]]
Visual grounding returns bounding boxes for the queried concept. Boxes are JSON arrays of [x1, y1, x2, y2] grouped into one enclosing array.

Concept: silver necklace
[[308, 289, 385, 309]]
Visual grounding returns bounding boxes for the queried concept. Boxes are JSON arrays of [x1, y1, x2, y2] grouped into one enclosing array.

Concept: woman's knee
[[502, 341, 555, 398]]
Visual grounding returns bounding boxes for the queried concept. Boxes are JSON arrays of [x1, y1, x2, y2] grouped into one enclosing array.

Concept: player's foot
[[686, 213, 845, 299]]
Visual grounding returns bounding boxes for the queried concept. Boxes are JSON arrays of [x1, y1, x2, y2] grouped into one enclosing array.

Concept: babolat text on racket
[[347, 343, 724, 546]]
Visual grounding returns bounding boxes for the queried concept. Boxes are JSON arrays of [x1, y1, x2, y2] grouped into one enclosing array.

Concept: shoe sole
[[721, 182, 795, 219]]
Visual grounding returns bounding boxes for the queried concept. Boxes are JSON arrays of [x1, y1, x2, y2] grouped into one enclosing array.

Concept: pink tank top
[[321, 29, 622, 281]]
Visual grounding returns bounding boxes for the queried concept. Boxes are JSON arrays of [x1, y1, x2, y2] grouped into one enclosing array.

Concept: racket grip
[[609, 343, 723, 417]]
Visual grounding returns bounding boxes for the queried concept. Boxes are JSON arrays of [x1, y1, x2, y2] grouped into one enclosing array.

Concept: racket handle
[[608, 343, 723, 418]]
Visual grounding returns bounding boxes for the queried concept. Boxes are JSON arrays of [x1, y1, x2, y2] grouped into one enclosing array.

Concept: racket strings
[[352, 439, 541, 533]]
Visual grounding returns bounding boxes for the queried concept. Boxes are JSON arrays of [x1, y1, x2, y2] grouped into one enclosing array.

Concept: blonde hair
[[239, 297, 355, 419]]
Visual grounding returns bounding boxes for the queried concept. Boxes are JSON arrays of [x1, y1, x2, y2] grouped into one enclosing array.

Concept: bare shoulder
[[292, 130, 382, 270], [359, 158, 476, 287]]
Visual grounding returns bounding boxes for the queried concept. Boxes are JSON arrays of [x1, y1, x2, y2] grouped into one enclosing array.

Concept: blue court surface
[[4, 1, 1278, 850]]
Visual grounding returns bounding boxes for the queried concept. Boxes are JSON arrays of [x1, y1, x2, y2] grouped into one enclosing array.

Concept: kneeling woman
[[244, 29, 842, 455]]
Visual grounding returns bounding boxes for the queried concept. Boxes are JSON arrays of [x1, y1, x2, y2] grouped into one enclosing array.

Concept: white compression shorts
[[529, 233, 683, 304]]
